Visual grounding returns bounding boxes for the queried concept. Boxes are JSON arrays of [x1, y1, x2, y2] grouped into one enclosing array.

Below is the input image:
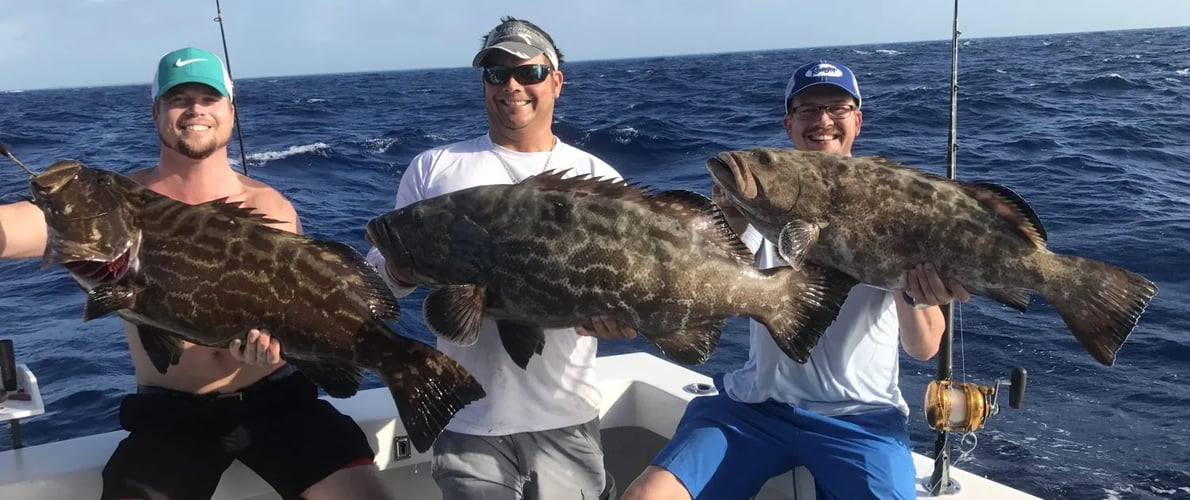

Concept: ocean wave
[[361, 130, 451, 157], [246, 142, 332, 165]]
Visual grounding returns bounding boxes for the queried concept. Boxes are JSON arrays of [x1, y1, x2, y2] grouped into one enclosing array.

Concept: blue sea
[[2, 26, 1188, 499]]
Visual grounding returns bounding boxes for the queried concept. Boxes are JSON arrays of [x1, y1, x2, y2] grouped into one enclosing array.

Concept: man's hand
[[902, 263, 971, 308], [228, 328, 284, 366], [576, 315, 638, 340]]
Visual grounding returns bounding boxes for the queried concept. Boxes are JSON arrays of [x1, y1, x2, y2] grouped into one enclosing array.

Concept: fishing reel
[[924, 368, 1027, 432]]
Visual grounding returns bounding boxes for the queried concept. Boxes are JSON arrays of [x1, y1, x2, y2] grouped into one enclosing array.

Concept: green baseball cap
[[151, 47, 234, 101]]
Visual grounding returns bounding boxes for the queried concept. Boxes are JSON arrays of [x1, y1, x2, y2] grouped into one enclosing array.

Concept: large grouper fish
[[3, 147, 485, 453], [365, 170, 856, 368], [707, 147, 1158, 366]]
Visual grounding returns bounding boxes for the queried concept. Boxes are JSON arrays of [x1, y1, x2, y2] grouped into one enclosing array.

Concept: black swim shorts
[[99, 367, 375, 500]]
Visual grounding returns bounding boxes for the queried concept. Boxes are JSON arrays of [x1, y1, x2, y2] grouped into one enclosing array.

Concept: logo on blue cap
[[784, 60, 861, 109]]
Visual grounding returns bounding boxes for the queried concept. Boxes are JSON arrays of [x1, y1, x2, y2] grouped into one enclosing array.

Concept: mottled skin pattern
[[28, 160, 484, 452], [368, 172, 852, 365], [708, 148, 1158, 366]]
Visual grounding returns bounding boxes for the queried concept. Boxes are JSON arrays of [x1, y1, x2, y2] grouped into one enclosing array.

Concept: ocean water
[[2, 26, 1189, 499]]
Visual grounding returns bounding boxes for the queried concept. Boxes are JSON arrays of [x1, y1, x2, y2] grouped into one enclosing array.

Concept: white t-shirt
[[723, 226, 910, 417], [366, 134, 622, 435]]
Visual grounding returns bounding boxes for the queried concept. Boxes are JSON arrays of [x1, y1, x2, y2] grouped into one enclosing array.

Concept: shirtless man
[[0, 47, 390, 500]]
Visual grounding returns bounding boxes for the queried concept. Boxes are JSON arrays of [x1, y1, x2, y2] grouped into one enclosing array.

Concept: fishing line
[[213, 0, 250, 176], [959, 302, 967, 383]]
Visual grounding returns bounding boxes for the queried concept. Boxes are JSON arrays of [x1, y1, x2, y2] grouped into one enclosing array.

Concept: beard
[[160, 132, 226, 160]]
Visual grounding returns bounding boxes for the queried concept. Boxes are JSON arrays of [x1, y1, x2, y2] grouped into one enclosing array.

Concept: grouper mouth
[[706, 153, 759, 200], [365, 219, 413, 270], [62, 247, 133, 285]]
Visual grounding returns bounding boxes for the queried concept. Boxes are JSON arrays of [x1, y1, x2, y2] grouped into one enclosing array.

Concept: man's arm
[[897, 263, 971, 361], [0, 201, 48, 259]]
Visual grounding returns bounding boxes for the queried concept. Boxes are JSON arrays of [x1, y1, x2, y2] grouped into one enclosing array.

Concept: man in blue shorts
[[621, 60, 971, 500]]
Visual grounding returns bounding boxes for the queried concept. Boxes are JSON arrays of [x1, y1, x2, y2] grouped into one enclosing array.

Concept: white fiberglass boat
[[0, 352, 1037, 499]]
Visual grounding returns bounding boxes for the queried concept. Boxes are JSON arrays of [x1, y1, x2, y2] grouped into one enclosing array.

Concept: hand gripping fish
[[2, 146, 485, 453], [708, 148, 1158, 366], [367, 171, 856, 368]]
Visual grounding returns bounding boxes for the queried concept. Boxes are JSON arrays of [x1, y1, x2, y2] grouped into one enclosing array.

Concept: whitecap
[[247, 142, 331, 164], [613, 126, 640, 145]]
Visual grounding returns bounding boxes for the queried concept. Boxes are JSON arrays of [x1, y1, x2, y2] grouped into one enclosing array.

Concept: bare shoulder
[[238, 175, 302, 234]]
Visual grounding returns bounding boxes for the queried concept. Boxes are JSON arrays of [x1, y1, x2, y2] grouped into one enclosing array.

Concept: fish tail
[[757, 264, 856, 363], [358, 323, 486, 453], [1042, 254, 1158, 366]]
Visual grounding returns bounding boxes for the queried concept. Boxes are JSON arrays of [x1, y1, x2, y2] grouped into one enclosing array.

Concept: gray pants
[[432, 417, 609, 500]]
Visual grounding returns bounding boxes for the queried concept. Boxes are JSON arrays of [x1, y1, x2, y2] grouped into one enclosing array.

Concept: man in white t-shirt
[[622, 61, 972, 500], [365, 16, 633, 500]]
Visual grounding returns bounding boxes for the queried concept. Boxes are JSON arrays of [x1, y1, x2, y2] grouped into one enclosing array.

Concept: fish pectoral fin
[[424, 285, 486, 346], [644, 322, 724, 365], [776, 221, 822, 270], [136, 325, 184, 374], [496, 320, 546, 370], [288, 359, 364, 398], [83, 284, 136, 321], [985, 287, 1032, 312]]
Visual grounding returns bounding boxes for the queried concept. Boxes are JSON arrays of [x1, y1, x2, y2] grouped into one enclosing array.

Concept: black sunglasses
[[481, 64, 554, 86]]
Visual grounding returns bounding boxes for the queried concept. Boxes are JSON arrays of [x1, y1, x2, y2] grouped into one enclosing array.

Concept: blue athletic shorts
[[651, 374, 916, 500]]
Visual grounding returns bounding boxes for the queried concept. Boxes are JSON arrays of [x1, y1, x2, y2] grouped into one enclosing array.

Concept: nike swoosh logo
[[174, 58, 207, 67]]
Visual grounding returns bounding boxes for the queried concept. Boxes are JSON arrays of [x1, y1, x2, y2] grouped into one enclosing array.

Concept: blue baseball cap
[[151, 47, 234, 101], [784, 60, 861, 109]]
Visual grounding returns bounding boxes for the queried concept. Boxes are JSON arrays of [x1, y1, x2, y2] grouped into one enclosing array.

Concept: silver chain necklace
[[491, 136, 557, 183]]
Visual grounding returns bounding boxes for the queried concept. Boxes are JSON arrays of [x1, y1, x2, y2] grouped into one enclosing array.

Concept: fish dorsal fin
[[650, 189, 754, 265], [959, 181, 1048, 248], [196, 197, 288, 226], [520, 170, 646, 200]]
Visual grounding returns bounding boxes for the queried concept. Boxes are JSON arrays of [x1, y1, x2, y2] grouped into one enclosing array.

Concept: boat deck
[[0, 353, 1039, 499]]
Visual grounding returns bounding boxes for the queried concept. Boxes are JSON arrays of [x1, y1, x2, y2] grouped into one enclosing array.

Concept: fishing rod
[[924, 1, 1027, 495], [213, 0, 250, 176], [928, 0, 962, 492]]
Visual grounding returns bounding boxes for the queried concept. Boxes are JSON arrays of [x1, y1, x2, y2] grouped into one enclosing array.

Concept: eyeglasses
[[788, 104, 857, 120], [481, 64, 554, 86]]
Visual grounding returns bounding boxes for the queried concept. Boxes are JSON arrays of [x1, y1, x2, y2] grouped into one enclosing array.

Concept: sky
[[2, 0, 1189, 91]]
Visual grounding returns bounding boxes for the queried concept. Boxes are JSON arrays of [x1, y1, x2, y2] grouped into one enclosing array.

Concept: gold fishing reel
[[925, 368, 1027, 432]]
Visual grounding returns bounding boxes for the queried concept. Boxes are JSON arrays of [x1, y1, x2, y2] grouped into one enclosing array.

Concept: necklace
[[491, 136, 557, 183]]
